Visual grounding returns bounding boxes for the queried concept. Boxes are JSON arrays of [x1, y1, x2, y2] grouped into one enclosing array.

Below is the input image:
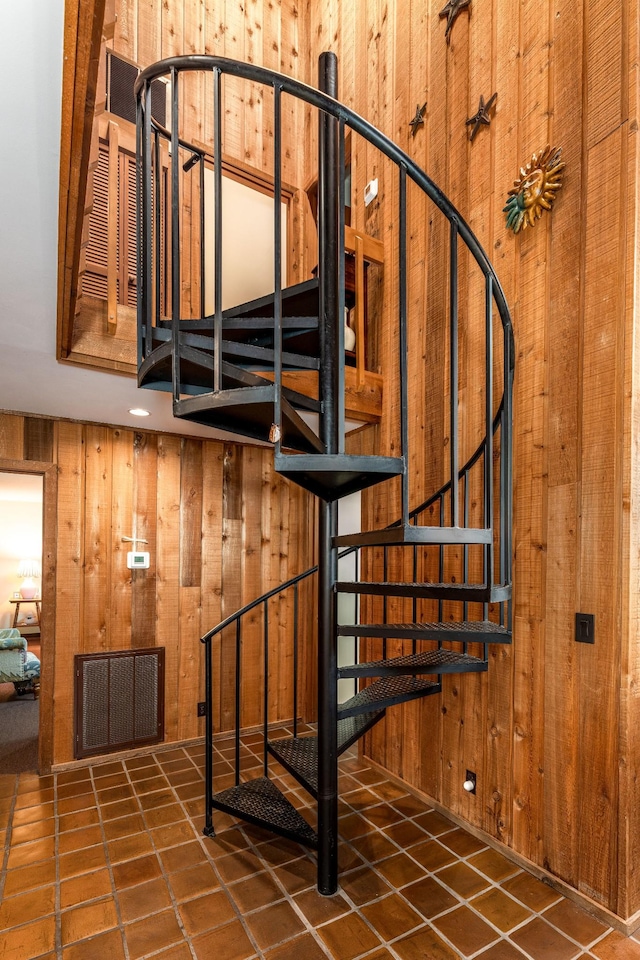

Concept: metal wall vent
[[106, 51, 167, 127], [74, 647, 165, 759]]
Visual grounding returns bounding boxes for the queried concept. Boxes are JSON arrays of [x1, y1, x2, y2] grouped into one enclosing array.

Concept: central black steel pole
[[317, 50, 340, 897]]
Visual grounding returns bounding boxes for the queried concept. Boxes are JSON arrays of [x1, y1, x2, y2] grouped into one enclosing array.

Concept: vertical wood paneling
[[109, 428, 134, 650], [509, 0, 549, 869], [180, 438, 204, 587], [155, 434, 183, 743], [617, 10, 640, 913], [0, 407, 315, 765], [132, 431, 158, 646], [23, 418, 54, 463], [577, 127, 625, 907], [83, 425, 113, 651], [49, 0, 640, 920], [479, 0, 517, 851], [303, 0, 640, 918], [53, 422, 85, 764], [0, 415, 25, 460], [541, 0, 583, 890], [201, 440, 224, 731]]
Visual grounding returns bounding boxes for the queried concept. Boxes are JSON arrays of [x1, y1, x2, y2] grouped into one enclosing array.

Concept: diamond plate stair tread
[[210, 777, 317, 848], [337, 675, 440, 718], [268, 712, 384, 797], [337, 620, 511, 643], [338, 648, 488, 679]]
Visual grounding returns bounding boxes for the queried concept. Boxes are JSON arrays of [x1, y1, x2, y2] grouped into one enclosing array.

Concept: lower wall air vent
[[74, 647, 165, 759]]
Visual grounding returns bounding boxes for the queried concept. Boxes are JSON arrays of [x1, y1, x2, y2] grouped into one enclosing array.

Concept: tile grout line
[[90, 760, 134, 960], [53, 770, 62, 960], [146, 745, 262, 960], [123, 750, 202, 960], [0, 774, 19, 902]]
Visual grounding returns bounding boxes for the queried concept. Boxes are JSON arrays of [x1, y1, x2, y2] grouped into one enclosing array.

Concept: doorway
[[0, 472, 43, 774]]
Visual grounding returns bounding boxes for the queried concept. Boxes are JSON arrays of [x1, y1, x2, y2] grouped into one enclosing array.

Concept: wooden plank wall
[[305, 0, 640, 921], [68, 0, 312, 370], [0, 412, 317, 768]]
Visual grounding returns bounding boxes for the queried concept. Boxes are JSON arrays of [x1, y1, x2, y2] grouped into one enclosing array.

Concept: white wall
[[0, 476, 43, 630], [337, 492, 360, 703], [0, 0, 229, 438]]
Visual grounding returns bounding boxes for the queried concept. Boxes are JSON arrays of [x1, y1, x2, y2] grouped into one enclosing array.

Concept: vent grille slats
[[107, 52, 167, 127], [75, 648, 164, 759]]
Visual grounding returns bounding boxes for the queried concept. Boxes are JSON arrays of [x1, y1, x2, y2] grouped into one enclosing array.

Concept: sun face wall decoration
[[504, 145, 565, 234]]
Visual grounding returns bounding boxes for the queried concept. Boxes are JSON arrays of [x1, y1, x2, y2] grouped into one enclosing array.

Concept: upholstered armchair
[[0, 628, 40, 698]]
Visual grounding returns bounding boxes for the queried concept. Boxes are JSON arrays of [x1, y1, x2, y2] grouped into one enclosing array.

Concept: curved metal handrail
[[136, 51, 514, 642], [135, 54, 512, 338], [201, 397, 506, 646]]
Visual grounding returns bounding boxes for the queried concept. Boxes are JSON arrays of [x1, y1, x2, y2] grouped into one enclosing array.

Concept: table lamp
[[17, 559, 41, 600]]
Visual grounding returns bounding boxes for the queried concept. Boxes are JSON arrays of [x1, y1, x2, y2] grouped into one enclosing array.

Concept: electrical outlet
[[197, 702, 206, 717], [575, 612, 595, 644], [464, 770, 477, 794]]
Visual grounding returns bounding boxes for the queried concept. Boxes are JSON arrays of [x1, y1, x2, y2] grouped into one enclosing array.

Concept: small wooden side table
[[10, 598, 41, 630]]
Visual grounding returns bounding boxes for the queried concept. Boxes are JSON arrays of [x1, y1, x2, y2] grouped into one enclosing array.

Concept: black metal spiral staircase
[[135, 52, 514, 896]]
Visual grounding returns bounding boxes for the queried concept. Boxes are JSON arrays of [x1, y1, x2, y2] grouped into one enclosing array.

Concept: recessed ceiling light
[[128, 407, 150, 417]]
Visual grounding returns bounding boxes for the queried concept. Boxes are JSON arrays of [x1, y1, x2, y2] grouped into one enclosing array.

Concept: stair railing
[[200, 397, 510, 829], [135, 54, 513, 554]]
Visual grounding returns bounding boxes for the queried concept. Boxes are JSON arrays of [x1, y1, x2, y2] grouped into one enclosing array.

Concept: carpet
[[0, 683, 39, 774]]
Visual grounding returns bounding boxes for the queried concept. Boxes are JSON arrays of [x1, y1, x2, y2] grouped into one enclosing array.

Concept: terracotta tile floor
[[2, 728, 640, 960]]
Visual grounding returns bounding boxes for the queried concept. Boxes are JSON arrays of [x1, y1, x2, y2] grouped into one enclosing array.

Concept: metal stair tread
[[338, 647, 488, 679], [336, 620, 511, 643], [333, 524, 492, 547], [175, 388, 324, 454], [210, 776, 317, 848], [337, 675, 441, 718], [268, 711, 384, 798]]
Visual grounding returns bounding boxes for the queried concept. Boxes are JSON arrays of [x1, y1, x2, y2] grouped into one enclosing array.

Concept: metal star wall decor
[[409, 102, 427, 137], [439, 0, 471, 44], [466, 92, 497, 141]]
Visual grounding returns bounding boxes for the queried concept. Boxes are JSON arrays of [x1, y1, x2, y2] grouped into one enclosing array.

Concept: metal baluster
[[317, 51, 340, 898], [273, 84, 283, 444], [337, 119, 346, 453], [382, 547, 388, 661], [412, 519, 418, 657], [203, 635, 215, 836], [154, 130, 162, 334], [213, 66, 222, 393], [170, 68, 180, 403], [449, 219, 459, 529], [438, 495, 445, 626], [399, 167, 409, 528], [485, 274, 494, 593], [293, 584, 299, 739], [235, 619, 241, 786], [263, 603, 269, 776], [463, 473, 469, 655], [199, 152, 205, 320]]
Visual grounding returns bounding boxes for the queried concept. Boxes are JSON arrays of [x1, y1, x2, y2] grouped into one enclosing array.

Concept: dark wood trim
[[0, 458, 58, 775], [57, 0, 107, 361]]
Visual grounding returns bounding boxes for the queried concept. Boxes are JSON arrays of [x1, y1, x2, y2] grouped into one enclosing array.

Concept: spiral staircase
[[135, 52, 514, 895]]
